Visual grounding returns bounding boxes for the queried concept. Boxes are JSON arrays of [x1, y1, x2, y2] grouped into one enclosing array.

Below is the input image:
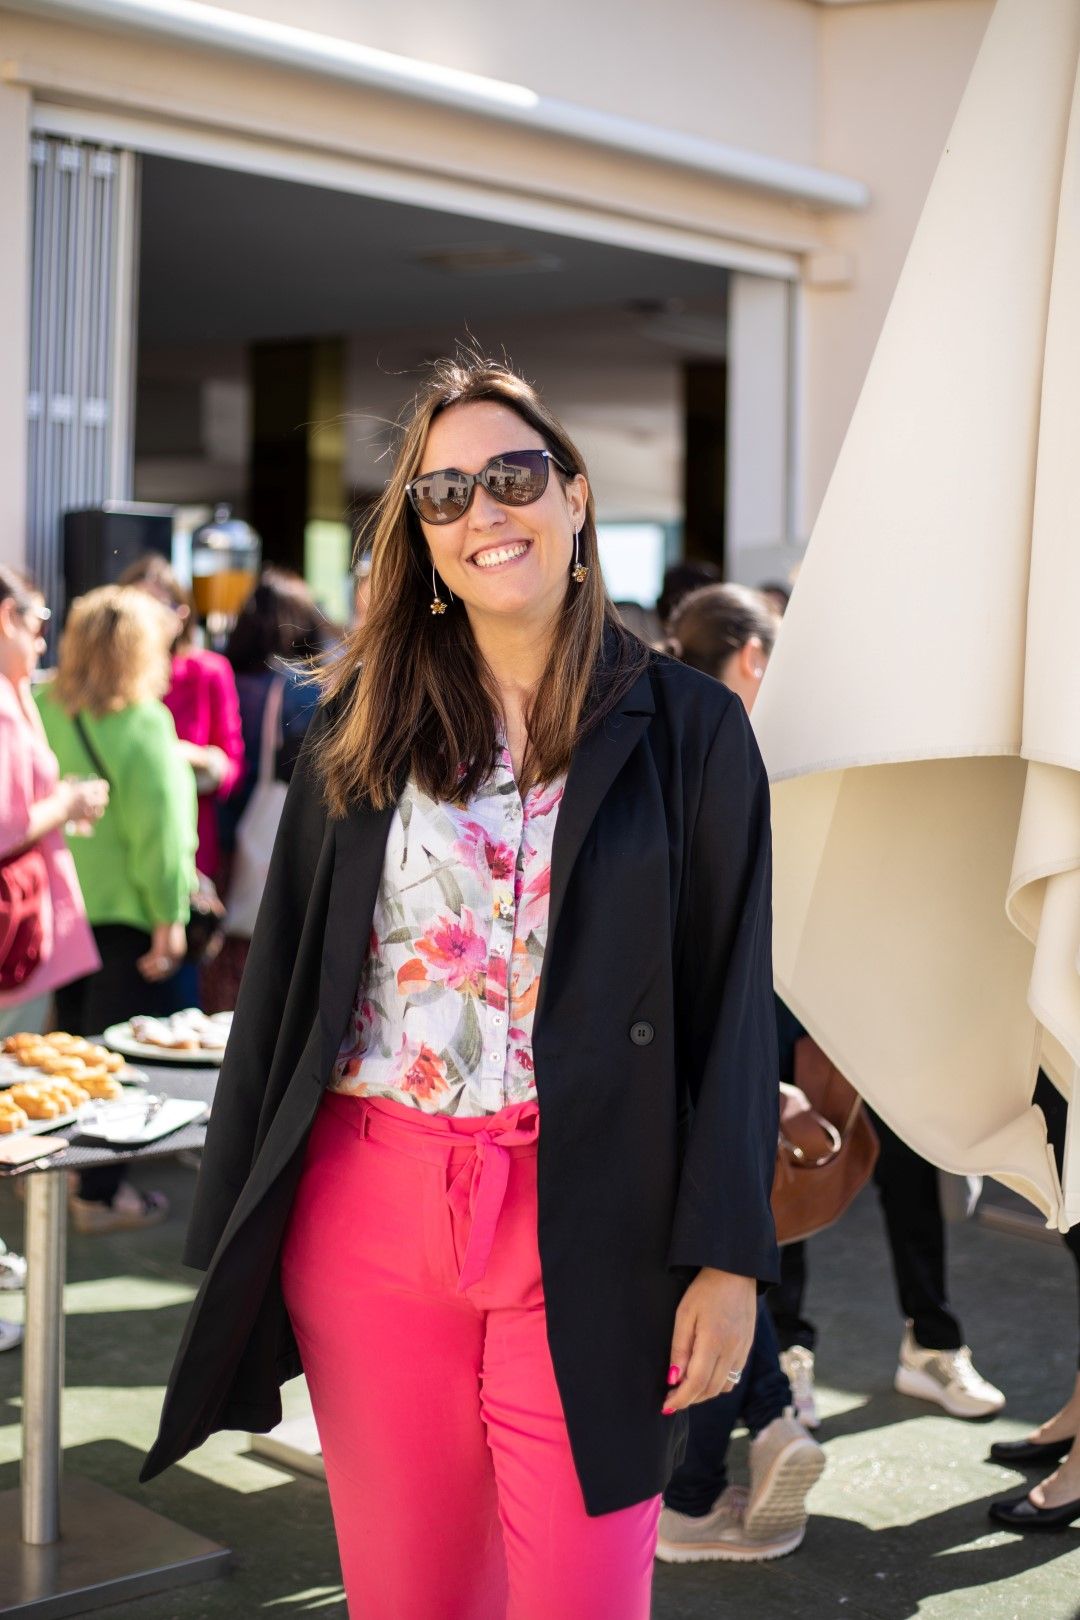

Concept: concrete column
[[0, 85, 31, 568], [725, 271, 804, 588]]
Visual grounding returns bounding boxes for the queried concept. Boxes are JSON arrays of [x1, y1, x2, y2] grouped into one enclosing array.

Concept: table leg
[[21, 1171, 65, 1546]]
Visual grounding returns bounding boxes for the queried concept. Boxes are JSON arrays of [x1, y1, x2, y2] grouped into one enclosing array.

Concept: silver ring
[[727, 1367, 744, 1382]]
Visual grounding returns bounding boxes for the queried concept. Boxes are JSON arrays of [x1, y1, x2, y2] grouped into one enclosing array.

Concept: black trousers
[[769, 1107, 964, 1353], [55, 924, 185, 1204], [1035, 1070, 1080, 1368]]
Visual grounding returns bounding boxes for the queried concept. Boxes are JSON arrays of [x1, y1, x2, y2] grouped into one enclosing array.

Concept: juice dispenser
[[191, 506, 261, 645]]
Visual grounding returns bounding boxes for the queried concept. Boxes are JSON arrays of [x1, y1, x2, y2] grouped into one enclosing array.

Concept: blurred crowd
[[0, 551, 1077, 1558]]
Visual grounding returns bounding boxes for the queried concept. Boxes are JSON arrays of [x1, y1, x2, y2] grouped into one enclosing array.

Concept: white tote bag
[[225, 674, 288, 940]]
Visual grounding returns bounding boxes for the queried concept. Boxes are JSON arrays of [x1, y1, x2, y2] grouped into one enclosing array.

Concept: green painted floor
[[1, 1165, 1078, 1619]]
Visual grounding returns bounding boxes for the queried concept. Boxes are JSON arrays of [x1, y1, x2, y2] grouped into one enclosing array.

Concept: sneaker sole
[[656, 1524, 806, 1563], [744, 1440, 825, 1541], [894, 1364, 1004, 1419]]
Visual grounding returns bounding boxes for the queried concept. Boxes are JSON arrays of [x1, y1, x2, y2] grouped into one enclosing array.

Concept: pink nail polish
[[662, 1405, 676, 1416], [667, 1366, 681, 1386]]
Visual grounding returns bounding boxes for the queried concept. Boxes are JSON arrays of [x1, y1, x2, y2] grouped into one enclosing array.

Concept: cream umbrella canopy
[[752, 0, 1080, 1230]]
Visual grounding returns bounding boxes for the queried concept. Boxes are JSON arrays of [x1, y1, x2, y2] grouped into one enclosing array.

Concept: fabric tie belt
[[324, 1090, 540, 1290]]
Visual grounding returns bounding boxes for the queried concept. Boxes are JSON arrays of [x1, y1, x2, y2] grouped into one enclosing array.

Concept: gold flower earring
[[430, 564, 448, 615], [571, 530, 588, 584]]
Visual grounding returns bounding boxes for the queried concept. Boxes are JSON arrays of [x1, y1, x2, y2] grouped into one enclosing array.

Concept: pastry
[[0, 1102, 29, 1133], [48, 1077, 89, 1108], [38, 1053, 87, 1078], [10, 1085, 63, 1120], [80, 1073, 122, 1101]]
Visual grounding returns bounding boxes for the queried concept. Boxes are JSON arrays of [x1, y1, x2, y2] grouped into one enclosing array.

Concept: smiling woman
[[317, 353, 647, 810], [145, 349, 782, 1620]]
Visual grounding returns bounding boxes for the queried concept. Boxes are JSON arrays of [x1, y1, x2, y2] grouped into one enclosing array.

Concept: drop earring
[[430, 564, 447, 615], [571, 530, 588, 584]]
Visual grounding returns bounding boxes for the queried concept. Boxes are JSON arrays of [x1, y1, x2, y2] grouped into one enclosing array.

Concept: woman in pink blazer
[[0, 565, 104, 1040]]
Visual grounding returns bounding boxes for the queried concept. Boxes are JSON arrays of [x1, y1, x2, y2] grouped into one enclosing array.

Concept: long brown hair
[[318, 353, 649, 815]]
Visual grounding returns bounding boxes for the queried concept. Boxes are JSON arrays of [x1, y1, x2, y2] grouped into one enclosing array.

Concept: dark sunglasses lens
[[411, 469, 472, 523], [482, 450, 549, 506]]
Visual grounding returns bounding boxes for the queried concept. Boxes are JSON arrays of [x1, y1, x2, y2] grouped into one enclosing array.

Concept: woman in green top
[[37, 585, 198, 1230]]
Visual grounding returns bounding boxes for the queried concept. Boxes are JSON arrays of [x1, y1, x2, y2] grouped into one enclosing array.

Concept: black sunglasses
[[406, 448, 570, 526]]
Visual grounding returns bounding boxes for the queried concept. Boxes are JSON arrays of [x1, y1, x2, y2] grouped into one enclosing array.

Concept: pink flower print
[[390, 1033, 448, 1101], [486, 949, 508, 1014], [415, 908, 487, 994], [526, 781, 565, 822], [519, 864, 551, 936], [454, 820, 516, 882], [514, 1047, 534, 1075]]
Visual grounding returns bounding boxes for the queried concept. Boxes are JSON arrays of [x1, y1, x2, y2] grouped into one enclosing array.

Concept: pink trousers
[[281, 1091, 660, 1619]]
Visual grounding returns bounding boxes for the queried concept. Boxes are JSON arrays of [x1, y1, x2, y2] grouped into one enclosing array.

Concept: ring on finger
[[727, 1367, 744, 1383]]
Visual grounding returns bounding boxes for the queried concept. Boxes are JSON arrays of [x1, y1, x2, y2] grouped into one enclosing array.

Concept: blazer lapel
[[318, 799, 397, 1082], [536, 661, 655, 1029]]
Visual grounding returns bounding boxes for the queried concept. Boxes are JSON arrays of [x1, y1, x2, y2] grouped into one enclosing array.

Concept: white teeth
[[472, 543, 529, 569]]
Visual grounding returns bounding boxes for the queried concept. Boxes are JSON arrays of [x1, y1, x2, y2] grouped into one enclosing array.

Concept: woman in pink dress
[[119, 554, 244, 885]]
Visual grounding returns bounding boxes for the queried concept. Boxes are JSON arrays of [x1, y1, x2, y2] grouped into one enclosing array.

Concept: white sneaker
[[746, 1407, 825, 1542], [779, 1346, 820, 1430], [893, 1322, 1005, 1418], [656, 1485, 805, 1563], [0, 1320, 23, 1353], [0, 1249, 27, 1291]]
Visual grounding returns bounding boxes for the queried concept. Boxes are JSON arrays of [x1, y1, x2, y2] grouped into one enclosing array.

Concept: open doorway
[[133, 154, 732, 625]]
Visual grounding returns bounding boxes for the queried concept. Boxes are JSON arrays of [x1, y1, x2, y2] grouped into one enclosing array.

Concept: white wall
[[198, 0, 821, 162]]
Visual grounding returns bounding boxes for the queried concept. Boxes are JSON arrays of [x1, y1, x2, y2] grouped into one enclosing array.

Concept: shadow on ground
[[1, 1164, 1078, 1618]]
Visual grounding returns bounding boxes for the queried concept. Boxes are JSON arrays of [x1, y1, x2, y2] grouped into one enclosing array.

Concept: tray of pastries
[[102, 1009, 231, 1063], [0, 1073, 112, 1138], [0, 1033, 150, 1145], [0, 1031, 144, 1094]]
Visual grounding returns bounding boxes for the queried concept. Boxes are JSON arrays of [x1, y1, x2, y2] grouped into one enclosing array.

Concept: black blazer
[[142, 647, 780, 1515]]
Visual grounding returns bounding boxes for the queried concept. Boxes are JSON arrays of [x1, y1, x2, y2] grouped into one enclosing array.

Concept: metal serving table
[[0, 1062, 229, 1619]]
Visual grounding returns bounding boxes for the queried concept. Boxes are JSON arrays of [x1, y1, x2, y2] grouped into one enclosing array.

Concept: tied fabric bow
[[446, 1100, 540, 1291]]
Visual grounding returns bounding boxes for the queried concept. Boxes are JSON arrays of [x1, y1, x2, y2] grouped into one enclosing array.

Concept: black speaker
[[62, 502, 175, 616]]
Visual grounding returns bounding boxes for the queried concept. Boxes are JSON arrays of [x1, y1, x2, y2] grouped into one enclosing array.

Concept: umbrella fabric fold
[[753, 0, 1080, 1229]]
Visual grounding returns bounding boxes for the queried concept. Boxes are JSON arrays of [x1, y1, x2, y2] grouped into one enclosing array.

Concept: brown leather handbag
[[771, 1034, 880, 1245]]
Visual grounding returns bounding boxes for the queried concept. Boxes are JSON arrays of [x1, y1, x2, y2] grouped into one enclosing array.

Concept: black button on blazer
[[142, 638, 780, 1516]]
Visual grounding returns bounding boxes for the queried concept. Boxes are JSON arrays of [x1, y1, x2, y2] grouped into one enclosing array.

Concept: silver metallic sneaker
[[656, 1485, 806, 1563], [893, 1322, 1005, 1418], [779, 1346, 820, 1429], [746, 1407, 825, 1542]]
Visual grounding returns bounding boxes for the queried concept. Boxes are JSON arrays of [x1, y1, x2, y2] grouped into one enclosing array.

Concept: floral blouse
[[330, 742, 566, 1115]]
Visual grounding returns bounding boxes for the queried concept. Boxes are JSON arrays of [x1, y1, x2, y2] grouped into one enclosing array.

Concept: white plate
[[76, 1095, 209, 1146], [101, 1023, 227, 1065]]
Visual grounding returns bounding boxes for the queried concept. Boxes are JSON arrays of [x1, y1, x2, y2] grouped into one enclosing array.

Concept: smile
[[469, 541, 532, 571]]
